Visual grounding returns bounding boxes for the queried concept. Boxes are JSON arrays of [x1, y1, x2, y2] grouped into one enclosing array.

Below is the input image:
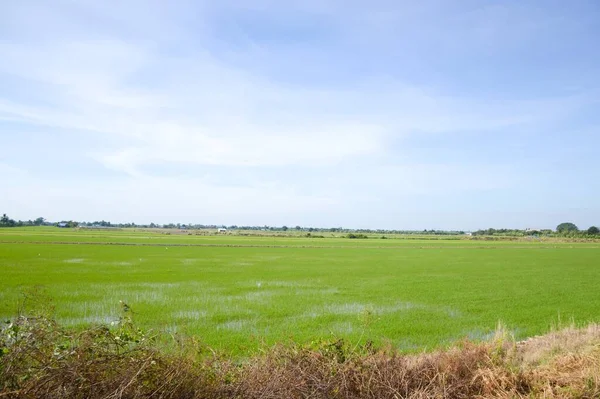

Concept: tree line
[[1, 214, 47, 227], [472, 222, 599, 237], [0, 213, 598, 236]]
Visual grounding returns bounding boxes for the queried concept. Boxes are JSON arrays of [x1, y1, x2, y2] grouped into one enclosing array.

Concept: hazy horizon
[[2, 213, 594, 233], [2, 1, 599, 231]]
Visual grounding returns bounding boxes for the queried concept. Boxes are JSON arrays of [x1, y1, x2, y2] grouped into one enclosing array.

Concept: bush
[[2, 307, 600, 398], [347, 233, 368, 239], [1, 316, 228, 398]]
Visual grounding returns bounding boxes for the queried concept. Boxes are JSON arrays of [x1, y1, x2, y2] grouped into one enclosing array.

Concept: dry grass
[[1, 316, 599, 399]]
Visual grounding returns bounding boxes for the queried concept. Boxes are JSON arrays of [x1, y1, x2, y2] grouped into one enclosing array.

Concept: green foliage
[[346, 233, 368, 239], [557, 222, 579, 233], [0, 214, 16, 227], [471, 228, 540, 237], [587, 226, 600, 235]]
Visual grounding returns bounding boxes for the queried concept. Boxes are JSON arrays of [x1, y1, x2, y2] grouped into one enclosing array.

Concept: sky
[[1, 0, 599, 230]]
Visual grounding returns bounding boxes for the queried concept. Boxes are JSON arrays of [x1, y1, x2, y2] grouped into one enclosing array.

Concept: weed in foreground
[[2, 309, 600, 398]]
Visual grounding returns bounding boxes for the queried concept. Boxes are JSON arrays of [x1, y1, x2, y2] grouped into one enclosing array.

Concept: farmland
[[1, 227, 599, 355]]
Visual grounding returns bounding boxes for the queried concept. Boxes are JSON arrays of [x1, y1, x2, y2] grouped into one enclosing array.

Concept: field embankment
[[2, 315, 599, 398]]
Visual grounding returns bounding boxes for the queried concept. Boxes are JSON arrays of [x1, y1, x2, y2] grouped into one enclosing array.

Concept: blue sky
[[1, 0, 599, 230]]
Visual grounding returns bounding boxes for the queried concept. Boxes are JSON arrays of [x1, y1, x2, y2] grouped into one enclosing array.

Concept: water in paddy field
[[1, 230, 599, 355]]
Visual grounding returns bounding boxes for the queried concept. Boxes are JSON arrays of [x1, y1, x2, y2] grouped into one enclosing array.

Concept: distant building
[[57, 222, 68, 228], [217, 228, 227, 233]]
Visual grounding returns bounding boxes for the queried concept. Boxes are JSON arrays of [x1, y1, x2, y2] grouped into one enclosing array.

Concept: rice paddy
[[1, 227, 599, 355]]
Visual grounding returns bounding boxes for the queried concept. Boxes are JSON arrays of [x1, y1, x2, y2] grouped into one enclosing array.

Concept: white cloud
[[0, 37, 390, 174], [1, 1, 597, 228], [0, 36, 577, 176]]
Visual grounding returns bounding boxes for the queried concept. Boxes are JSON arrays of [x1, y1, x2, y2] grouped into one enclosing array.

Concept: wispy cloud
[[1, 0, 599, 228]]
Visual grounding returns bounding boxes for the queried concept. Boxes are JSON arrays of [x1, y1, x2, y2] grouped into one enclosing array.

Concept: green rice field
[[1, 227, 599, 354]]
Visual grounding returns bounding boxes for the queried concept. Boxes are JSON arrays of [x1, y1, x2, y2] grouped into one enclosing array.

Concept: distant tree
[[587, 226, 600, 235], [0, 213, 16, 227], [556, 222, 579, 234], [34, 217, 45, 226], [282, 226, 288, 231]]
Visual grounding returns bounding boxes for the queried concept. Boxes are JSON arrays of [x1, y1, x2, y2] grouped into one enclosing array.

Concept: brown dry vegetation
[[1, 316, 599, 399]]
